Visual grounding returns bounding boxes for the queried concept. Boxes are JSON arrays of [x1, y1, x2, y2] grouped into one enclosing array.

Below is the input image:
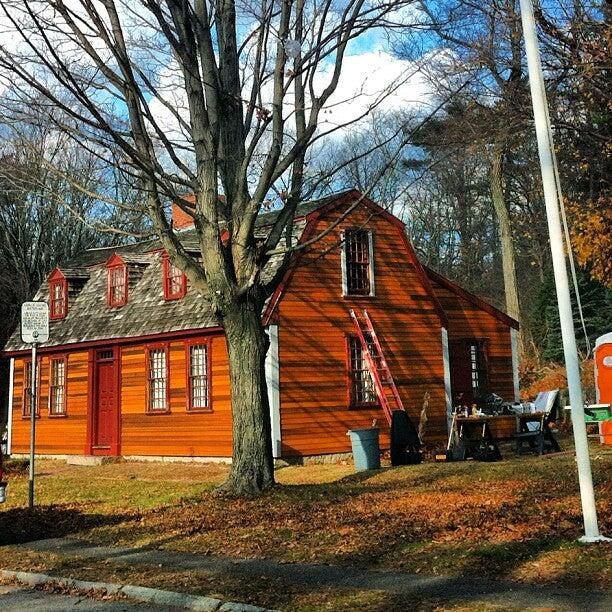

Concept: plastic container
[[347, 428, 381, 471], [600, 421, 612, 446], [595, 333, 612, 404]]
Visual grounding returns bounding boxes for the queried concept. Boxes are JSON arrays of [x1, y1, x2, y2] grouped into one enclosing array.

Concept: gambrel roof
[[3, 189, 517, 353]]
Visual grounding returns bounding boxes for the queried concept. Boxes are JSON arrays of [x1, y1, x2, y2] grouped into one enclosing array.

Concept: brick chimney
[[171, 194, 227, 231], [172, 194, 196, 230]]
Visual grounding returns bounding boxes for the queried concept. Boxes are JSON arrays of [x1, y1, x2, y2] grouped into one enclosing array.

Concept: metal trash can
[[347, 428, 381, 471]]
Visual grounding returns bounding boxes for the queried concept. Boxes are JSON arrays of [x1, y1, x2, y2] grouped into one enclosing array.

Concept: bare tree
[[0, 0, 420, 494], [405, 0, 529, 348], [0, 115, 140, 347]]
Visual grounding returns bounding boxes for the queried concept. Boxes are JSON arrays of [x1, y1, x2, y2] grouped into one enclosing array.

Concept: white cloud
[[312, 50, 431, 133], [148, 48, 431, 147]]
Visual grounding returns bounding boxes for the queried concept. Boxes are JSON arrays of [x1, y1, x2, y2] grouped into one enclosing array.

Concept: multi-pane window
[[22, 360, 39, 417], [470, 344, 480, 389], [466, 341, 488, 391], [348, 335, 378, 406], [163, 254, 186, 300], [343, 229, 373, 296], [108, 264, 127, 307], [188, 343, 210, 410], [147, 347, 168, 412], [49, 358, 67, 415], [50, 280, 67, 319]]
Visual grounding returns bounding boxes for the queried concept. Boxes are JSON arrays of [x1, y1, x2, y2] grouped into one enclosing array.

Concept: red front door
[[449, 339, 488, 408], [92, 348, 120, 455], [449, 340, 474, 406]]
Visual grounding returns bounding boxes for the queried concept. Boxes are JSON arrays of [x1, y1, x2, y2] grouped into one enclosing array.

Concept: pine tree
[[538, 266, 612, 362]]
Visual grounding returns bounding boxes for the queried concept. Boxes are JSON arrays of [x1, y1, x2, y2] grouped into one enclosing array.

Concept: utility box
[[595, 333, 612, 405]]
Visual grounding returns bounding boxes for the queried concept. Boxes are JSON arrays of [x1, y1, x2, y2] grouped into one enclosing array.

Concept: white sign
[[21, 302, 49, 344]]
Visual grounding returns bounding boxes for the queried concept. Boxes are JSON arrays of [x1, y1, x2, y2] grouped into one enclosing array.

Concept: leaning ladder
[[349, 309, 406, 425]]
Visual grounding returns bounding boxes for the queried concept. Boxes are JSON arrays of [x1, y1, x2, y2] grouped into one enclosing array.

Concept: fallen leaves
[[1, 450, 611, 592]]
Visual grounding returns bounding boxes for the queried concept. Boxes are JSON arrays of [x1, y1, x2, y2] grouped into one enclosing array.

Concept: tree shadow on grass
[[269, 466, 426, 503], [327, 527, 586, 583], [0, 505, 135, 546]]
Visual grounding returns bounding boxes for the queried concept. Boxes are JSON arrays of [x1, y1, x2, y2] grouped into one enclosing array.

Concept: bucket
[[0, 482, 6, 504], [347, 428, 381, 471]]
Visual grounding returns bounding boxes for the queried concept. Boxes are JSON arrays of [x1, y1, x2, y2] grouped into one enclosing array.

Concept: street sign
[[21, 302, 49, 508], [20, 301, 49, 508], [21, 301, 49, 344]]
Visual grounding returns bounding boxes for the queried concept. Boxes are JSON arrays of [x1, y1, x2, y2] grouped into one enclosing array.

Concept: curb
[[0, 569, 271, 611]]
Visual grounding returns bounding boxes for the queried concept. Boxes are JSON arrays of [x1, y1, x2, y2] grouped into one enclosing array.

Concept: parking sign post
[[21, 302, 49, 510], [29, 342, 38, 509]]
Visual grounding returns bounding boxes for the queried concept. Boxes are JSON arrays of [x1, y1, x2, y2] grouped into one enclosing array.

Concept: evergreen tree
[[537, 266, 612, 362]]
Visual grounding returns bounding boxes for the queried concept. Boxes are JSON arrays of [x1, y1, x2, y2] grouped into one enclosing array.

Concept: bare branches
[[0, 0, 425, 309]]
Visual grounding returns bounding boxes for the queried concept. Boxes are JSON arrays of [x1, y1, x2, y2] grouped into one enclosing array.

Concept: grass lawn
[[1, 444, 611, 610]]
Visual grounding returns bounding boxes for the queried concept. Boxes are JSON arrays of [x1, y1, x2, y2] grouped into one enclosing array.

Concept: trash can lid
[[347, 428, 380, 439]]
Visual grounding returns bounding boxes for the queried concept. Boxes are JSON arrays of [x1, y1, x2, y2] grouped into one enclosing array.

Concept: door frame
[[86, 346, 121, 456]]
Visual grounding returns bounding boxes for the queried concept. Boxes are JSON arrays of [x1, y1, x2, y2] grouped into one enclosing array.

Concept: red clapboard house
[[3, 190, 519, 461]]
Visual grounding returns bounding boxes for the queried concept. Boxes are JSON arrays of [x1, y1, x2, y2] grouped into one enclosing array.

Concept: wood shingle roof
[[4, 207, 311, 351]]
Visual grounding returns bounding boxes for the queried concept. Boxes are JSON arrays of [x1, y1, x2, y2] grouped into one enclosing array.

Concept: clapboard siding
[[428, 280, 515, 400], [277, 204, 448, 456], [120, 334, 232, 457], [10, 334, 233, 457], [10, 352, 89, 455]]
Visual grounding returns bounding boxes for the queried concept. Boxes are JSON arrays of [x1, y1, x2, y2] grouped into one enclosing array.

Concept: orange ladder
[[349, 309, 405, 425]]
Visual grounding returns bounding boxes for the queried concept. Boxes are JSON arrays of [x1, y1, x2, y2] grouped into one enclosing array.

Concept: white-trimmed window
[[22, 360, 33, 417], [470, 344, 479, 389], [187, 342, 210, 411], [348, 334, 378, 406], [342, 229, 375, 296], [49, 275, 68, 319], [49, 357, 67, 415], [163, 253, 187, 300], [466, 340, 488, 390], [107, 254, 128, 307], [147, 346, 169, 412], [22, 359, 40, 417], [110, 266, 126, 305]]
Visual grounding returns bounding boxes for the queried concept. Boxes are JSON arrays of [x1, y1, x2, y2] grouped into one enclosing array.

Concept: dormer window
[[162, 252, 187, 300], [48, 269, 68, 320], [107, 254, 128, 307]]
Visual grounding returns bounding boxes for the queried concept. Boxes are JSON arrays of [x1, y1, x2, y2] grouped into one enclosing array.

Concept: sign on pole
[[21, 301, 49, 509], [21, 302, 49, 344]]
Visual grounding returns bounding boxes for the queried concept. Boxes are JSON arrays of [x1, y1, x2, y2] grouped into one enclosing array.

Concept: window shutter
[[368, 230, 375, 296], [340, 229, 348, 296]]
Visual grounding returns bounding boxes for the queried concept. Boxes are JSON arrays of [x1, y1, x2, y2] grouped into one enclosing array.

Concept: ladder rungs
[[349, 308, 405, 425]]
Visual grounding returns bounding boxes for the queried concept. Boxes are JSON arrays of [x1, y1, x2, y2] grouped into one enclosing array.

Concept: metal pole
[[519, 0, 606, 542], [28, 342, 37, 509]]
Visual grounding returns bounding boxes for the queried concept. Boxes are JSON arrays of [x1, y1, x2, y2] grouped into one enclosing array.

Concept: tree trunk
[[490, 143, 523, 354], [218, 299, 275, 496]]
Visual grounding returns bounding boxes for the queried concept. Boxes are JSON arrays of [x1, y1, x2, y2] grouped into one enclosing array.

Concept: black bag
[[390, 410, 422, 465], [472, 440, 500, 462]]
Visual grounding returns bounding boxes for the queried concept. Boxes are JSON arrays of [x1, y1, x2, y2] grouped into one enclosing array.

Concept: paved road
[[0, 584, 172, 611], [21, 537, 612, 612]]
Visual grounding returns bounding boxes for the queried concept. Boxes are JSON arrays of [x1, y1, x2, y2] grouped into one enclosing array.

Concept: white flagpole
[[518, 0, 607, 542]]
